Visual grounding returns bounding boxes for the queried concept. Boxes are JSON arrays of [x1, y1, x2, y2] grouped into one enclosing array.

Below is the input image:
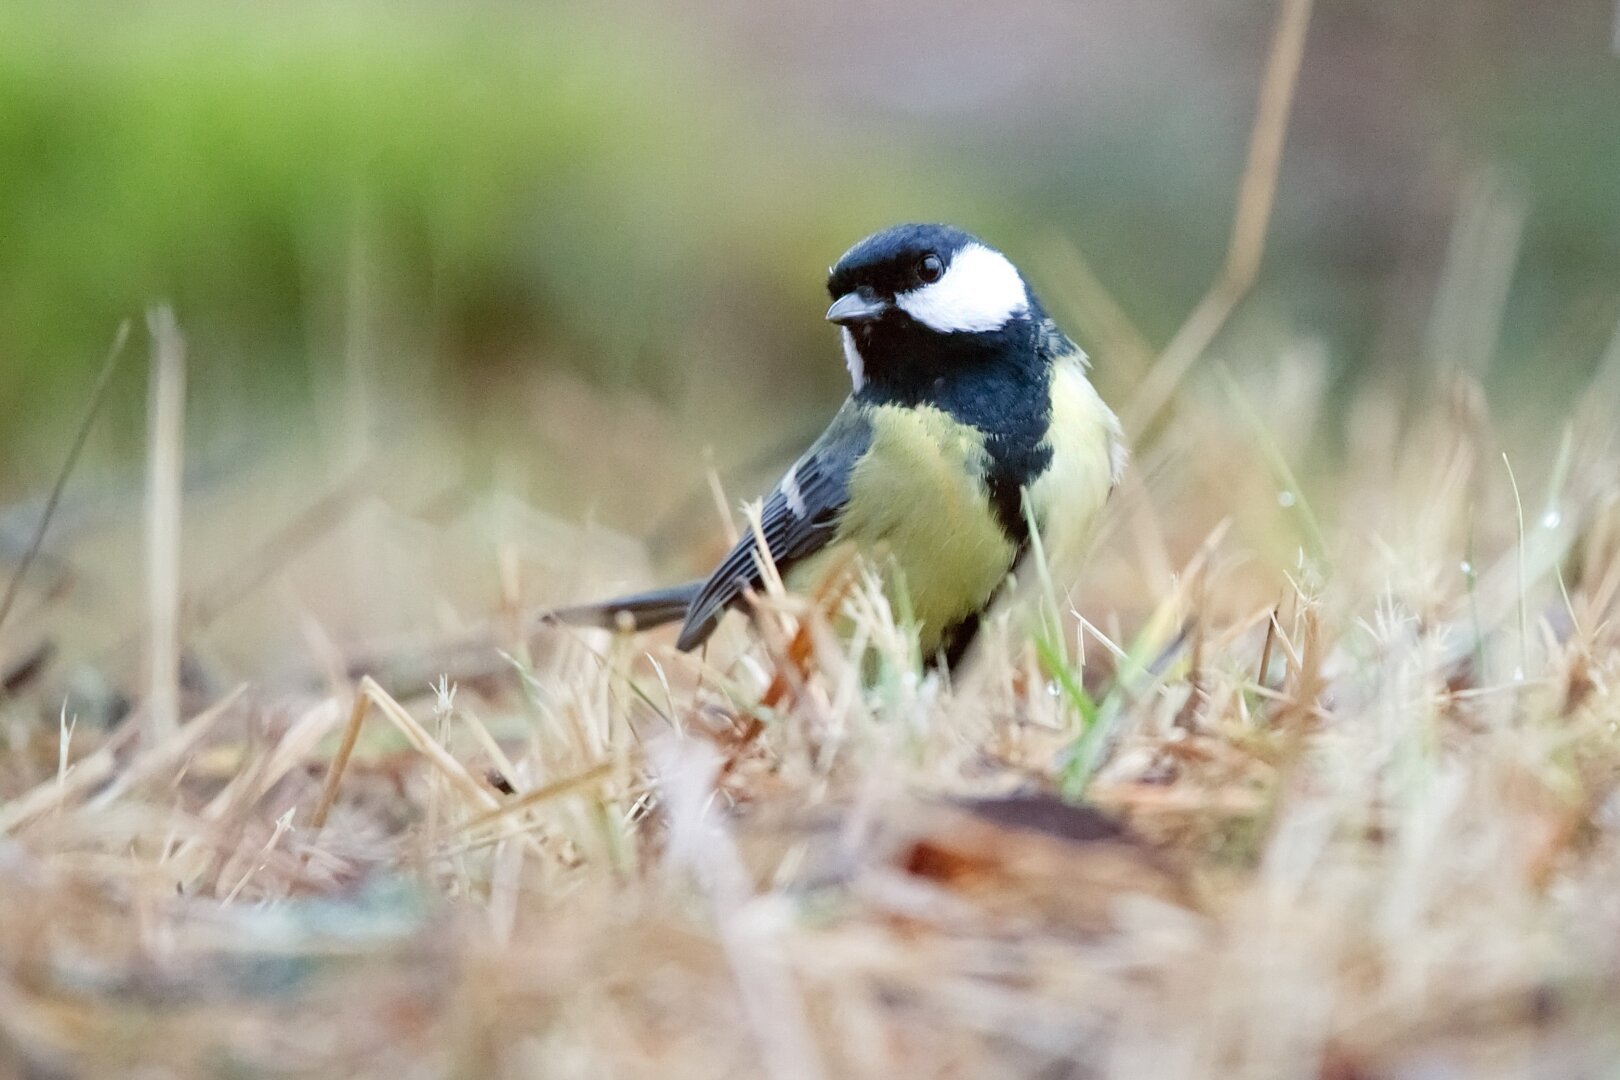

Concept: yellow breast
[[787, 404, 1015, 655], [784, 358, 1122, 657]]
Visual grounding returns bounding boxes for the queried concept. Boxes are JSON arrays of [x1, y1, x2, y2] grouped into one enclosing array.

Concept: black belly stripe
[[985, 444, 1051, 553]]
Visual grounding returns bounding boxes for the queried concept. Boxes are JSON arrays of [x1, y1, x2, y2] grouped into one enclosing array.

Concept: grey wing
[[675, 407, 871, 651]]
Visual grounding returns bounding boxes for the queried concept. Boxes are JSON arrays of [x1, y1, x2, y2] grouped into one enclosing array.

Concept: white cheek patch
[[840, 328, 866, 391], [895, 243, 1029, 333]]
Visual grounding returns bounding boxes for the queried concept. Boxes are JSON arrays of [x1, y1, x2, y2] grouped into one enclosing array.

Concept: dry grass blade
[[85, 684, 246, 810], [144, 305, 187, 740], [722, 545, 861, 779], [0, 321, 130, 640], [1122, 0, 1313, 437], [358, 676, 500, 812], [0, 713, 141, 834], [308, 691, 371, 833], [452, 760, 616, 837], [153, 696, 345, 891]]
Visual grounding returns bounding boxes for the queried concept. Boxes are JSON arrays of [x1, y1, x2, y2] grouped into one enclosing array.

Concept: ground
[[3, 343, 1619, 1079]]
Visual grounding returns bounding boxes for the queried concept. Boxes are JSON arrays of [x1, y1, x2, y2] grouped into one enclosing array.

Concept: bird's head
[[824, 224, 1038, 393]]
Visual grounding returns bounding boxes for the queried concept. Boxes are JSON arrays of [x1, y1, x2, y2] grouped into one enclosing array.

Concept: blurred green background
[[1, 0, 1617, 529]]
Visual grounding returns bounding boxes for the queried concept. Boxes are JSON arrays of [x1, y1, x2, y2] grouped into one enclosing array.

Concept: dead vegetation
[[3, 320, 1620, 1078]]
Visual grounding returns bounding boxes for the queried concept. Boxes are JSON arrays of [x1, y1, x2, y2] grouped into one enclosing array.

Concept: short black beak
[[826, 288, 889, 326]]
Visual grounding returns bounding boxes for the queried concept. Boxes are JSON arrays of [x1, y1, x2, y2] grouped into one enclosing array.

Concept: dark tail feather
[[545, 581, 703, 633]]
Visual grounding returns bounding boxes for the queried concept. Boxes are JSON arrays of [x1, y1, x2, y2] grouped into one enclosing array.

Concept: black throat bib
[[852, 312, 1055, 549]]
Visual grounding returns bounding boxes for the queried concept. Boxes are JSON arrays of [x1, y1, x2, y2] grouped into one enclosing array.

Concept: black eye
[[916, 253, 943, 283]]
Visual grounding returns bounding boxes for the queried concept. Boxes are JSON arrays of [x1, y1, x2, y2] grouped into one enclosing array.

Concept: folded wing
[[676, 406, 871, 651]]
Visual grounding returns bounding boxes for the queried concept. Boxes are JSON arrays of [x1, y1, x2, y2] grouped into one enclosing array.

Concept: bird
[[556, 223, 1124, 669]]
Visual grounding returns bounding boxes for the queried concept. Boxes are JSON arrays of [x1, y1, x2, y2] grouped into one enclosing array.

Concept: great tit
[[560, 223, 1124, 668]]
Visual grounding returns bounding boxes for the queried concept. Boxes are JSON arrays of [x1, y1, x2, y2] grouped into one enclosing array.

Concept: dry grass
[[3, 335, 1620, 1078]]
